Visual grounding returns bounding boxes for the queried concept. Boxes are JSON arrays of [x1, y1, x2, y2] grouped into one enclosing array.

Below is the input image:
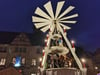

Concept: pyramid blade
[[60, 23, 71, 29], [60, 14, 78, 20], [40, 25, 50, 32], [35, 7, 51, 20], [60, 21, 77, 24], [55, 1, 65, 19], [34, 22, 49, 29], [32, 16, 49, 23], [58, 6, 75, 19], [44, 1, 54, 19]]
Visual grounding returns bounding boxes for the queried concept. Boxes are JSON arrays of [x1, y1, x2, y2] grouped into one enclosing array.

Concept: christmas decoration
[[32, 1, 87, 75]]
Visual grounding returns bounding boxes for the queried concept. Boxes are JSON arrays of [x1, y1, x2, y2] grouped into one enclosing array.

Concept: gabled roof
[[0, 31, 45, 46], [0, 31, 19, 44], [27, 30, 45, 46]]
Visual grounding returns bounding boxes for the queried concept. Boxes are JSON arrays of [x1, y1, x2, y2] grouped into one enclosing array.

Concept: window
[[19, 48, 22, 52], [0, 47, 7, 52], [12, 57, 26, 67], [15, 47, 18, 52], [36, 48, 41, 54], [32, 59, 36, 66], [13, 56, 21, 67], [4, 47, 7, 52], [22, 58, 25, 64], [0, 58, 6, 65], [12, 58, 16, 64], [22, 48, 26, 53], [31, 74, 36, 75], [15, 47, 26, 53]]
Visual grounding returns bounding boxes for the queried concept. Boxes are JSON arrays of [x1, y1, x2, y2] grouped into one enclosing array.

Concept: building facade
[[0, 32, 43, 75], [93, 48, 100, 71]]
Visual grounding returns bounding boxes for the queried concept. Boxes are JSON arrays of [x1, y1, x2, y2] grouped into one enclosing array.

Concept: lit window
[[0, 58, 6, 65], [31, 74, 36, 75], [12, 58, 16, 64], [22, 58, 25, 64], [13, 56, 21, 67], [32, 59, 36, 66]]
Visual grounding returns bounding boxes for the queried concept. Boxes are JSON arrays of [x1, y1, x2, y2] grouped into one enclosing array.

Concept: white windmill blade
[[35, 7, 51, 20], [60, 23, 71, 29], [55, 1, 65, 19], [60, 21, 77, 24], [32, 16, 49, 23], [60, 14, 78, 20], [40, 25, 50, 32], [44, 1, 54, 19], [58, 6, 75, 19], [34, 22, 50, 29]]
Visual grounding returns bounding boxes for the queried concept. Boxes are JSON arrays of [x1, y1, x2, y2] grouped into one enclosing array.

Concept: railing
[[40, 68, 87, 75]]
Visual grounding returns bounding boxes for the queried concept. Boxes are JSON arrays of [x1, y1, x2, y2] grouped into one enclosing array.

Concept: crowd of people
[[46, 53, 73, 69]]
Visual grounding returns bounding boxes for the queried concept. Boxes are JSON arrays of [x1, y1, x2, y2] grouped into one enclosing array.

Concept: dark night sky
[[0, 0, 100, 52]]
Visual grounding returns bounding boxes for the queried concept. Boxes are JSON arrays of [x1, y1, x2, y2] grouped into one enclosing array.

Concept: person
[[47, 54, 51, 68], [64, 55, 68, 67], [58, 38, 63, 46], [58, 55, 65, 67], [50, 53, 54, 68], [54, 53, 59, 68]]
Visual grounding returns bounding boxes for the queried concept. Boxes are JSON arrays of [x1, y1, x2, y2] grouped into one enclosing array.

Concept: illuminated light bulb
[[64, 28, 67, 32], [39, 58, 42, 62], [81, 58, 86, 68], [71, 40, 75, 48]]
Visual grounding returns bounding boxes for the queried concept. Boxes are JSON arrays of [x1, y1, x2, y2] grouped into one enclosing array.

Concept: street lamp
[[81, 58, 86, 68]]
